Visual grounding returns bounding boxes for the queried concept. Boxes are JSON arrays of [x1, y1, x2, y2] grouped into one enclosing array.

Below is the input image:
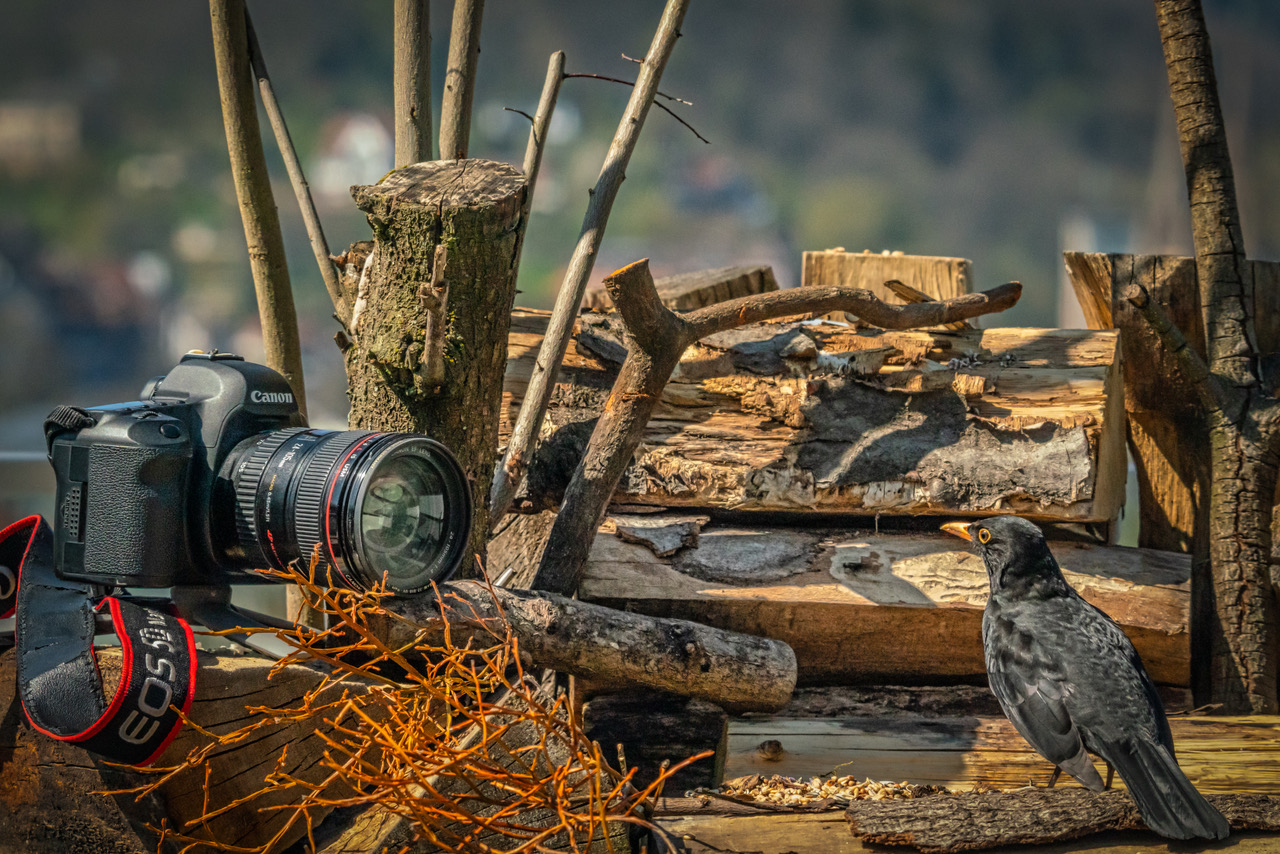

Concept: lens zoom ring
[[293, 431, 375, 568], [232, 427, 309, 546]]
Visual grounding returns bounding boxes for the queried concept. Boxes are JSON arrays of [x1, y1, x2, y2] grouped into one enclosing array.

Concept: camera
[[44, 351, 471, 596]]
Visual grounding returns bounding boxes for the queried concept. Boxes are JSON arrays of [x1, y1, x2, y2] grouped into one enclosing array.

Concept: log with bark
[[341, 159, 527, 566], [503, 310, 1126, 524], [845, 789, 1280, 853], [577, 519, 1190, 687]]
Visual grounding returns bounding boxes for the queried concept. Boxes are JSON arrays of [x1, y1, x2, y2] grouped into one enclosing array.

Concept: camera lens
[[223, 429, 471, 595]]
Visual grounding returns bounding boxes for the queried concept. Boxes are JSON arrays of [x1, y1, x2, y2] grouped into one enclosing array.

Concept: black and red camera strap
[[1, 515, 197, 766]]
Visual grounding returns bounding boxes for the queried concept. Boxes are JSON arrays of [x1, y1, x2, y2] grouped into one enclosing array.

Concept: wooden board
[[504, 312, 1128, 523], [801, 249, 973, 314], [722, 715, 1280, 795], [583, 264, 778, 312], [1063, 252, 1280, 552], [580, 520, 1190, 687]]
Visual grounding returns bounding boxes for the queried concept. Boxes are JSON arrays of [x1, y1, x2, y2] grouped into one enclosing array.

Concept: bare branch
[[489, 0, 692, 526], [1125, 282, 1234, 415], [522, 51, 566, 195], [564, 73, 709, 143], [439, 0, 485, 160], [243, 5, 348, 328], [210, 0, 307, 418], [393, 0, 432, 165]]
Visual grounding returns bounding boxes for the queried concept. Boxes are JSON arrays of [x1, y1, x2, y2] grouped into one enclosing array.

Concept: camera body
[[48, 352, 303, 588]]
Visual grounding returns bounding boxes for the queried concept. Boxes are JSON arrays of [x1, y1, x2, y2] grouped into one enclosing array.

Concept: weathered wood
[[802, 249, 973, 313], [345, 160, 526, 565], [1064, 252, 1280, 552], [846, 789, 1280, 852], [0, 647, 353, 854], [582, 694, 727, 794], [505, 312, 1126, 523], [381, 579, 798, 713], [584, 264, 779, 313], [581, 521, 1190, 687], [725, 715, 1280, 794]]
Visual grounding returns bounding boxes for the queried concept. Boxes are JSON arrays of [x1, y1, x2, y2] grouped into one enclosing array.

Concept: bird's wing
[[984, 609, 1104, 790]]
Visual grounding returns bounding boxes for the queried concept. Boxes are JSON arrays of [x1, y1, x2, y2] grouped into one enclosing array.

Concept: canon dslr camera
[[45, 351, 470, 596]]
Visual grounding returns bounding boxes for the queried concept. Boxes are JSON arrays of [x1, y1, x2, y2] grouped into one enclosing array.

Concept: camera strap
[[1, 515, 198, 766]]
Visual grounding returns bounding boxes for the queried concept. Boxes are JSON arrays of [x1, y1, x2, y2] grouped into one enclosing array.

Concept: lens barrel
[[224, 429, 471, 595]]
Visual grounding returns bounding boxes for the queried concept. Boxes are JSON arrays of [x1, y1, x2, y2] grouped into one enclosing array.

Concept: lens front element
[[226, 429, 471, 595]]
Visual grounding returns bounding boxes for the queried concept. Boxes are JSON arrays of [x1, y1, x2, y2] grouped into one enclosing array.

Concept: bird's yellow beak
[[940, 521, 973, 542]]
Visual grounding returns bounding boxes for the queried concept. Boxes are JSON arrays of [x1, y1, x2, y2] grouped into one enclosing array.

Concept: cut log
[[504, 314, 1127, 523], [380, 579, 798, 714], [345, 159, 527, 566], [1063, 252, 1280, 552], [801, 249, 973, 311], [579, 520, 1190, 687], [0, 647, 355, 854], [846, 789, 1280, 852], [725, 714, 1280, 794], [584, 264, 779, 312]]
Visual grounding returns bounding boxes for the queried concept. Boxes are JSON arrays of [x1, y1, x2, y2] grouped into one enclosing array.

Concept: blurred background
[[1, 0, 1278, 522]]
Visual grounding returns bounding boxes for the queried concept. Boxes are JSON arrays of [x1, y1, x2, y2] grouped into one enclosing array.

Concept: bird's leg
[[1104, 762, 1114, 790], [1046, 766, 1062, 789]]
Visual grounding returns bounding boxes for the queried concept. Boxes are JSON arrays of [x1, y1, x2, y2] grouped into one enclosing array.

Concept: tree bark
[[1155, 0, 1280, 713], [345, 160, 526, 567], [209, 0, 306, 417], [393, 0, 432, 165]]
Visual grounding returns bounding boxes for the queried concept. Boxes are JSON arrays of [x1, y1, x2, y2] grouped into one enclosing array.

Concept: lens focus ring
[[231, 427, 309, 550], [292, 430, 376, 575]]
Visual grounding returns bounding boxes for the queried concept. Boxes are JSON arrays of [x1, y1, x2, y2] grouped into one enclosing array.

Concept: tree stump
[[345, 160, 527, 566]]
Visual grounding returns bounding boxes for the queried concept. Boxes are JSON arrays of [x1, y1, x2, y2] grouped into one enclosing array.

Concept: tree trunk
[[345, 160, 526, 567], [1156, 0, 1280, 713]]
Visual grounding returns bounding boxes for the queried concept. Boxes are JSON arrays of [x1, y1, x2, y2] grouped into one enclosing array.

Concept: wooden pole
[[209, 0, 307, 418], [438, 0, 485, 160], [489, 0, 691, 524], [393, 0, 432, 166], [243, 6, 348, 327]]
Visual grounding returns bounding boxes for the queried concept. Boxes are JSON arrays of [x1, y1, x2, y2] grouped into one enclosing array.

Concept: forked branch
[[529, 259, 1022, 596]]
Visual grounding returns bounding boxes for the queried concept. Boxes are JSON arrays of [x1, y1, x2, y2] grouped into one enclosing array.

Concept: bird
[[941, 515, 1229, 841]]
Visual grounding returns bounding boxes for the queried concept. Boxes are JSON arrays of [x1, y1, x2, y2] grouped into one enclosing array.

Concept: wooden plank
[[1063, 252, 1280, 552], [504, 313, 1128, 523], [722, 715, 1280, 795], [802, 249, 973, 307], [584, 263, 778, 312], [581, 521, 1190, 687]]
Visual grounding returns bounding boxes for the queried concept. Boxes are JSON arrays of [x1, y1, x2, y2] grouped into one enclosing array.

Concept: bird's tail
[[1109, 739, 1229, 840]]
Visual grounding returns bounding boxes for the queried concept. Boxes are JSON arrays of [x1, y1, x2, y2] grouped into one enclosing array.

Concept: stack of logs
[[494, 249, 1193, 781]]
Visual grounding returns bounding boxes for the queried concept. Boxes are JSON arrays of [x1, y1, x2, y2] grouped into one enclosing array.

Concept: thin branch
[[439, 0, 485, 160], [210, 0, 307, 418], [504, 107, 534, 123], [529, 258, 1022, 597], [393, 0, 432, 165], [489, 0, 692, 526], [522, 51, 566, 196], [564, 73, 709, 143], [243, 5, 349, 327], [1124, 282, 1234, 415], [564, 71, 693, 105]]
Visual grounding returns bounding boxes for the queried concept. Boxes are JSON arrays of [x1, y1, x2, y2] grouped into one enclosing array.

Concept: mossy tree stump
[[346, 160, 527, 567]]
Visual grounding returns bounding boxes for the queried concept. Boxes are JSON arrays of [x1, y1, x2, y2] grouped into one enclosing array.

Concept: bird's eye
[[977, 528, 991, 544]]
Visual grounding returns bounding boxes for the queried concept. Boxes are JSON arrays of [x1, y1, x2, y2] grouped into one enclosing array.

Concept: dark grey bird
[[941, 515, 1229, 841]]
